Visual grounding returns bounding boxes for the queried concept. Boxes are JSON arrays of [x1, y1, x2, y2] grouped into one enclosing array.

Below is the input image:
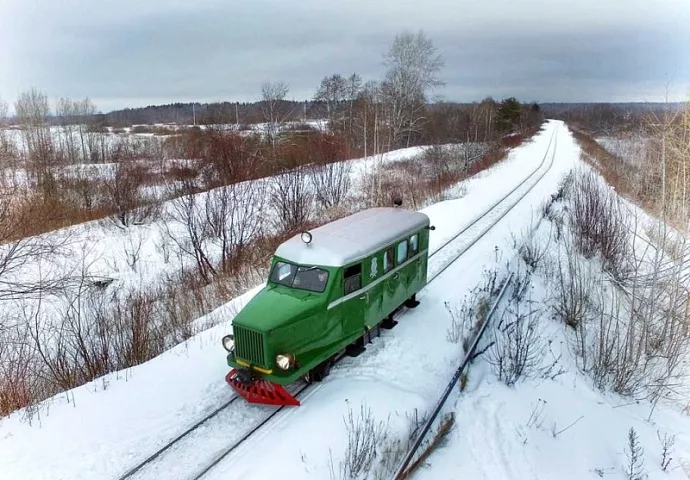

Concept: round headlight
[[222, 334, 234, 352], [276, 353, 295, 370], [301, 231, 312, 244]]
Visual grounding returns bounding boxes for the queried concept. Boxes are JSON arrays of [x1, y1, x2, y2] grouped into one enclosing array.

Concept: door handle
[[359, 293, 368, 301], [393, 273, 400, 279]]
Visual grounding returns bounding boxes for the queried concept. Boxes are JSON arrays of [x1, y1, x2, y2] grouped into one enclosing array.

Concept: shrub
[[488, 294, 545, 386], [329, 402, 388, 480], [568, 170, 631, 281]]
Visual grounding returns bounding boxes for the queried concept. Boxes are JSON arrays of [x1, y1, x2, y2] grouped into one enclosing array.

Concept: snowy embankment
[[0, 140, 487, 300], [595, 134, 652, 168], [11, 121, 684, 480], [0, 122, 554, 479], [416, 187, 690, 478]]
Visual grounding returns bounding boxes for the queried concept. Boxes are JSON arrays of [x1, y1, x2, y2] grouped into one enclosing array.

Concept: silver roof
[[274, 207, 430, 267]]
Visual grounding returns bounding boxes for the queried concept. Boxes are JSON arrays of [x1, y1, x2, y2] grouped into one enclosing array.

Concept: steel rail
[[117, 123, 560, 480], [391, 272, 515, 479], [390, 126, 561, 479], [189, 383, 312, 480], [118, 395, 240, 480], [428, 126, 557, 260]]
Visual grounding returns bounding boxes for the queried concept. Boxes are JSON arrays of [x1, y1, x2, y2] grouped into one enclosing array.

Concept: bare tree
[[165, 184, 215, 283], [165, 179, 266, 283], [204, 180, 266, 273], [104, 151, 160, 228], [354, 81, 384, 157], [315, 74, 348, 128], [15, 88, 56, 197], [271, 166, 312, 233], [260, 81, 292, 150], [56, 98, 79, 165], [0, 97, 19, 169], [0, 185, 70, 301], [309, 160, 352, 209], [381, 30, 445, 148]]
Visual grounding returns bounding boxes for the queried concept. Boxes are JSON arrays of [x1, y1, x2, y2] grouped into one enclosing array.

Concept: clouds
[[0, 0, 688, 112]]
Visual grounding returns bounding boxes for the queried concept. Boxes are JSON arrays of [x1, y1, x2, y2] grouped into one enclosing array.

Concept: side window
[[370, 257, 378, 278], [396, 241, 408, 265], [409, 234, 419, 256], [383, 248, 394, 272], [344, 264, 362, 295]]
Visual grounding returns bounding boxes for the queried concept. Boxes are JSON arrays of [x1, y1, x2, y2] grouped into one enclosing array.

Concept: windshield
[[269, 261, 329, 293]]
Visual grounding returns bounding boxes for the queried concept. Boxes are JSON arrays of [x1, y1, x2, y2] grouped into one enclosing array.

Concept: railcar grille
[[234, 325, 267, 367]]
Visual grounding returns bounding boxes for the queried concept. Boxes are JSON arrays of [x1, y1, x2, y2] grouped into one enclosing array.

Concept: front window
[[269, 261, 329, 293]]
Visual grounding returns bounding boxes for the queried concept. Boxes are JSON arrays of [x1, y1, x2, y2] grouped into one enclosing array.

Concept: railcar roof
[[274, 207, 430, 267]]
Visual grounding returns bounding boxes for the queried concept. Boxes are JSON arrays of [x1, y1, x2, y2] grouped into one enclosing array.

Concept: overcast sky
[[1, 0, 688, 113]]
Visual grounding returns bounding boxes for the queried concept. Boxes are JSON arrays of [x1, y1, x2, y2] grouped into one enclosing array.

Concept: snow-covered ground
[[0, 142, 484, 300], [596, 134, 652, 167], [2, 120, 687, 480]]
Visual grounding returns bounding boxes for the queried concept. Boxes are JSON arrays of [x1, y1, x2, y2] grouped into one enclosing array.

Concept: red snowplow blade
[[225, 369, 300, 407]]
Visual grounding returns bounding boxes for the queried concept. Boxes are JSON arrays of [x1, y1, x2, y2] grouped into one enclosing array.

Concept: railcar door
[[364, 253, 384, 328], [408, 233, 424, 292], [341, 263, 366, 339], [392, 238, 411, 307], [381, 247, 397, 315]]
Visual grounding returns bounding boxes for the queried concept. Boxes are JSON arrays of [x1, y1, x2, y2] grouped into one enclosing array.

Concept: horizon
[[3, 98, 686, 119]]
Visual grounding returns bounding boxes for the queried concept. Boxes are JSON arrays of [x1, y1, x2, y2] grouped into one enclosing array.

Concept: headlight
[[276, 353, 295, 370], [222, 334, 234, 352]]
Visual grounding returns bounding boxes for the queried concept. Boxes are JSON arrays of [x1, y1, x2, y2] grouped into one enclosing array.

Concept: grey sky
[[1, 0, 688, 113]]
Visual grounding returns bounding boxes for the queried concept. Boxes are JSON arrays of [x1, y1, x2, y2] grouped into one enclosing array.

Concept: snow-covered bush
[[309, 160, 352, 209], [488, 288, 545, 386], [568, 170, 631, 282], [270, 165, 313, 233], [328, 402, 389, 480], [445, 267, 500, 352], [624, 427, 645, 480], [545, 170, 690, 405]]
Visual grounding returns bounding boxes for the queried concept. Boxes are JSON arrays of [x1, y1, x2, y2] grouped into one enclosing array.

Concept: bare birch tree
[[15, 88, 56, 196], [0, 97, 17, 169], [260, 81, 291, 150], [381, 30, 444, 148]]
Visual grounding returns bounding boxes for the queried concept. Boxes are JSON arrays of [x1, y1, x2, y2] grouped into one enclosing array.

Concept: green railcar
[[222, 207, 433, 406]]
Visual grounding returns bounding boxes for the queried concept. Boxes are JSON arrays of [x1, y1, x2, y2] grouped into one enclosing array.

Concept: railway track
[[116, 123, 560, 480]]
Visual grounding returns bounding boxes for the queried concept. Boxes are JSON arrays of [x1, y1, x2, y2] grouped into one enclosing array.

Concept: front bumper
[[227, 353, 304, 385], [225, 369, 300, 406]]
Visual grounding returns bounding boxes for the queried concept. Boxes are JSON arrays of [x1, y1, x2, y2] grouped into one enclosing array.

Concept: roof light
[[301, 231, 312, 244]]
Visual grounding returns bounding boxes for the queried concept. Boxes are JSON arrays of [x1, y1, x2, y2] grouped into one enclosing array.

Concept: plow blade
[[225, 369, 300, 407]]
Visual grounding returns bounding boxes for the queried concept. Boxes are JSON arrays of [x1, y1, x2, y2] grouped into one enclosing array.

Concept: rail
[[116, 124, 559, 480], [391, 272, 515, 479]]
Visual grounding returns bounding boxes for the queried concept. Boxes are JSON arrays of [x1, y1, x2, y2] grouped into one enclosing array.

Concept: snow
[[2, 120, 689, 480], [275, 207, 429, 267]]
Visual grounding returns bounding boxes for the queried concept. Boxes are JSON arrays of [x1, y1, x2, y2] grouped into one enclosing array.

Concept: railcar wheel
[[381, 313, 398, 330], [404, 293, 420, 308], [304, 360, 332, 384], [345, 336, 366, 357]]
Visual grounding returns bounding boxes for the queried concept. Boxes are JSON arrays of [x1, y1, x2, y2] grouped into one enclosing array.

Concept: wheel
[[381, 313, 398, 329], [304, 360, 332, 383], [404, 293, 420, 308]]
